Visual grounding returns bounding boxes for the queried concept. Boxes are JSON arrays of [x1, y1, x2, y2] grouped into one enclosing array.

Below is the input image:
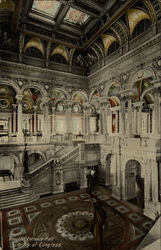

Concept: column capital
[[12, 104, 17, 111], [82, 102, 90, 111], [52, 106, 56, 113], [40, 98, 50, 109], [133, 101, 144, 108], [100, 97, 108, 106], [41, 98, 50, 105], [120, 89, 134, 98], [16, 95, 24, 103], [33, 105, 38, 112], [65, 101, 72, 110]]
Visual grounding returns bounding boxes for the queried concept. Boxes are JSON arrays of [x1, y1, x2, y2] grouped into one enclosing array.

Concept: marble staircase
[[27, 145, 80, 184], [0, 145, 80, 209], [0, 187, 39, 210]]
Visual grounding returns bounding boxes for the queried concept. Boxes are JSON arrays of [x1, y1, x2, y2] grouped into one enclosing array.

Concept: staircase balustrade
[[26, 145, 80, 183], [61, 146, 79, 164]]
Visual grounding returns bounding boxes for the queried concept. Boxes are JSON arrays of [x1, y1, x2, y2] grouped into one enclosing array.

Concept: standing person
[[90, 196, 107, 250]]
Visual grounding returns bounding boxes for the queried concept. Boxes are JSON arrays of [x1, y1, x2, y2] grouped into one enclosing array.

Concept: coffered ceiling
[[12, 0, 139, 49]]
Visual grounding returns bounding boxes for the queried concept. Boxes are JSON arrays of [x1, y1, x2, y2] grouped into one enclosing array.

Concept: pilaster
[[65, 101, 72, 137], [16, 95, 24, 142]]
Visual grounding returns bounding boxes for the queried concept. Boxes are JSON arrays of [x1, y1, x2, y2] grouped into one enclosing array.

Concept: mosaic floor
[[1, 187, 153, 250]]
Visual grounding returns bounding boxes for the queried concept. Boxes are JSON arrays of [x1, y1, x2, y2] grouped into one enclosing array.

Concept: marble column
[[42, 100, 50, 141], [133, 107, 137, 134], [144, 161, 152, 203], [12, 104, 17, 135], [151, 160, 159, 203], [99, 105, 103, 134], [119, 97, 126, 135], [116, 110, 119, 134], [100, 97, 108, 136], [83, 103, 90, 136], [29, 118, 32, 135], [126, 96, 132, 136], [51, 107, 56, 135], [65, 101, 72, 135], [153, 89, 160, 137], [137, 102, 143, 136], [8, 117, 12, 137], [33, 105, 38, 135], [16, 95, 23, 141]]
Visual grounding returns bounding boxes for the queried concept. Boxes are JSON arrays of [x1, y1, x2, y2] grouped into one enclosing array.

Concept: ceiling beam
[[59, 24, 83, 36], [104, 0, 118, 11], [78, 0, 106, 13], [83, 0, 139, 50], [56, 5, 70, 24], [27, 20, 53, 31], [56, 30, 80, 40], [70, 4, 99, 18], [12, 0, 23, 31], [83, 19, 98, 35], [28, 12, 56, 25], [17, 27, 81, 49]]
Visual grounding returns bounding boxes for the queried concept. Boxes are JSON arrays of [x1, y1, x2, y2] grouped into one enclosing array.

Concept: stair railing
[[26, 145, 80, 182]]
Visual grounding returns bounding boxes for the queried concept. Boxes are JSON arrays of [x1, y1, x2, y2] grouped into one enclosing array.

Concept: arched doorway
[[28, 152, 45, 170], [125, 160, 144, 208]]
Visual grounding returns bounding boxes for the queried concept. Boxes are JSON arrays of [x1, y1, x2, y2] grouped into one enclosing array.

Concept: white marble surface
[[0, 180, 20, 190], [136, 217, 161, 250]]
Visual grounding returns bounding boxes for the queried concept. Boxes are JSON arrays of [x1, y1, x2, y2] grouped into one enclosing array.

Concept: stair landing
[[0, 180, 21, 191]]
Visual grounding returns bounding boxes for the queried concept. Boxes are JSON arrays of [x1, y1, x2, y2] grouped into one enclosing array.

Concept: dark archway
[[28, 153, 45, 170], [125, 160, 144, 209]]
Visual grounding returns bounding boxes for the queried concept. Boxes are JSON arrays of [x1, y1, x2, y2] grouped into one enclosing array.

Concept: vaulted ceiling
[[13, 0, 140, 49], [0, 0, 159, 70]]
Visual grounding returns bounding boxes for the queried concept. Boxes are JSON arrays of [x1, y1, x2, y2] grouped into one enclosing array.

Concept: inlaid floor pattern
[[1, 187, 153, 250]]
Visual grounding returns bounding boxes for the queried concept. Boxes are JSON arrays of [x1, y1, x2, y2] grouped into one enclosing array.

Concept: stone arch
[[72, 102, 83, 113], [143, 0, 157, 23], [69, 48, 76, 66], [127, 67, 156, 88], [0, 78, 21, 94], [54, 99, 65, 107], [106, 81, 121, 97], [93, 41, 105, 58], [141, 87, 154, 102], [88, 45, 100, 61], [21, 82, 48, 98], [108, 96, 120, 107], [51, 87, 70, 99], [124, 159, 144, 208], [72, 90, 88, 104], [89, 88, 100, 101], [28, 151, 46, 170], [28, 151, 46, 161], [0, 153, 20, 180]]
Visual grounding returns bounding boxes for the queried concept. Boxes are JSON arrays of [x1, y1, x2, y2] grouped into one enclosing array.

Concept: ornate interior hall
[[0, 0, 161, 249]]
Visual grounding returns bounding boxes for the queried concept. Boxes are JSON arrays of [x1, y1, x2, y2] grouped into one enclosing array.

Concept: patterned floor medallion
[[55, 211, 94, 241], [1, 187, 153, 250]]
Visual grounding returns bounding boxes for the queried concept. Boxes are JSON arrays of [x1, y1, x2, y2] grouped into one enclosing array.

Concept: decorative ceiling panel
[[13, 0, 140, 49], [32, 0, 61, 18], [64, 7, 90, 25]]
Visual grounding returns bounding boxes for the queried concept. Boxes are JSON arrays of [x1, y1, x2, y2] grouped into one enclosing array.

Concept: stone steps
[[0, 187, 39, 210], [0, 187, 21, 196]]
